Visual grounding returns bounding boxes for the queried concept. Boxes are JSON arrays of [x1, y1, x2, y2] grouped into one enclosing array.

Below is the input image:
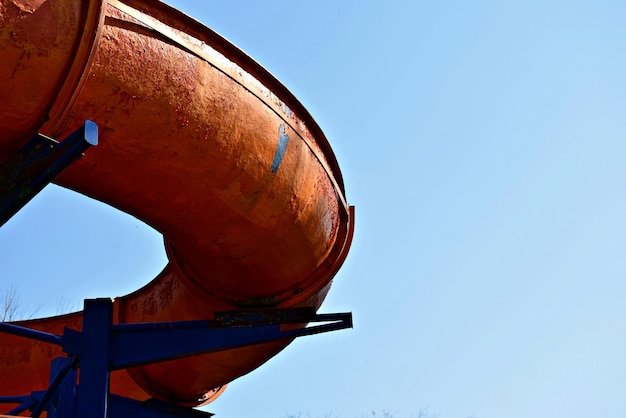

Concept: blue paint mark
[[271, 123, 289, 173]]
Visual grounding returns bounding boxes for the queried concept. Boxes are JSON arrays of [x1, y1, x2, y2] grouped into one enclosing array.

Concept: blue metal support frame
[[0, 298, 352, 417], [0, 120, 98, 227]]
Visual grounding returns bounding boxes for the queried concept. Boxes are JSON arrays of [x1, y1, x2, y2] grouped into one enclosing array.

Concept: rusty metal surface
[[0, 0, 353, 407]]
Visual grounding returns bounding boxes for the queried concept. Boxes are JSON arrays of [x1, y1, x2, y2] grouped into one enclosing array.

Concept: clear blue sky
[[2, 1, 626, 417]]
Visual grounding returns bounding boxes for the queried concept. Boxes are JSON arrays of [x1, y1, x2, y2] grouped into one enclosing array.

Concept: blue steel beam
[[0, 322, 63, 346], [0, 120, 97, 227], [0, 393, 41, 416], [1, 390, 216, 418], [46, 357, 78, 418], [31, 356, 79, 418], [109, 395, 214, 418], [60, 302, 352, 370]]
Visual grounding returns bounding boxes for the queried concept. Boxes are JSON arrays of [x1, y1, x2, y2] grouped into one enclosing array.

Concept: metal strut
[[0, 121, 98, 227], [0, 299, 352, 417]]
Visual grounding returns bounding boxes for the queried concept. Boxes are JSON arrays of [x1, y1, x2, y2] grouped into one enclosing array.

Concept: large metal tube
[[0, 0, 353, 407]]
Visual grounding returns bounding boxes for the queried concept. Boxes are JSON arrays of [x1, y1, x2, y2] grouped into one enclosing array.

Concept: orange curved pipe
[[0, 0, 353, 409]]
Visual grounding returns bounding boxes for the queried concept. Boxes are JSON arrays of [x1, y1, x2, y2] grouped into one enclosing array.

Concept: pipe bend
[[0, 0, 354, 408]]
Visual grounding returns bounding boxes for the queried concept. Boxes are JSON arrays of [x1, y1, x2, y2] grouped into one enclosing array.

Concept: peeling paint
[[270, 122, 289, 173]]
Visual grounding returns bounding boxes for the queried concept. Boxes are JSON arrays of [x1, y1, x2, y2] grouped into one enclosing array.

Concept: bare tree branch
[[1, 285, 20, 321], [1, 285, 40, 322]]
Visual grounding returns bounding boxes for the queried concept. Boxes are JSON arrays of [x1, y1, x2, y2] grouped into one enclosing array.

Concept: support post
[[75, 299, 112, 418]]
